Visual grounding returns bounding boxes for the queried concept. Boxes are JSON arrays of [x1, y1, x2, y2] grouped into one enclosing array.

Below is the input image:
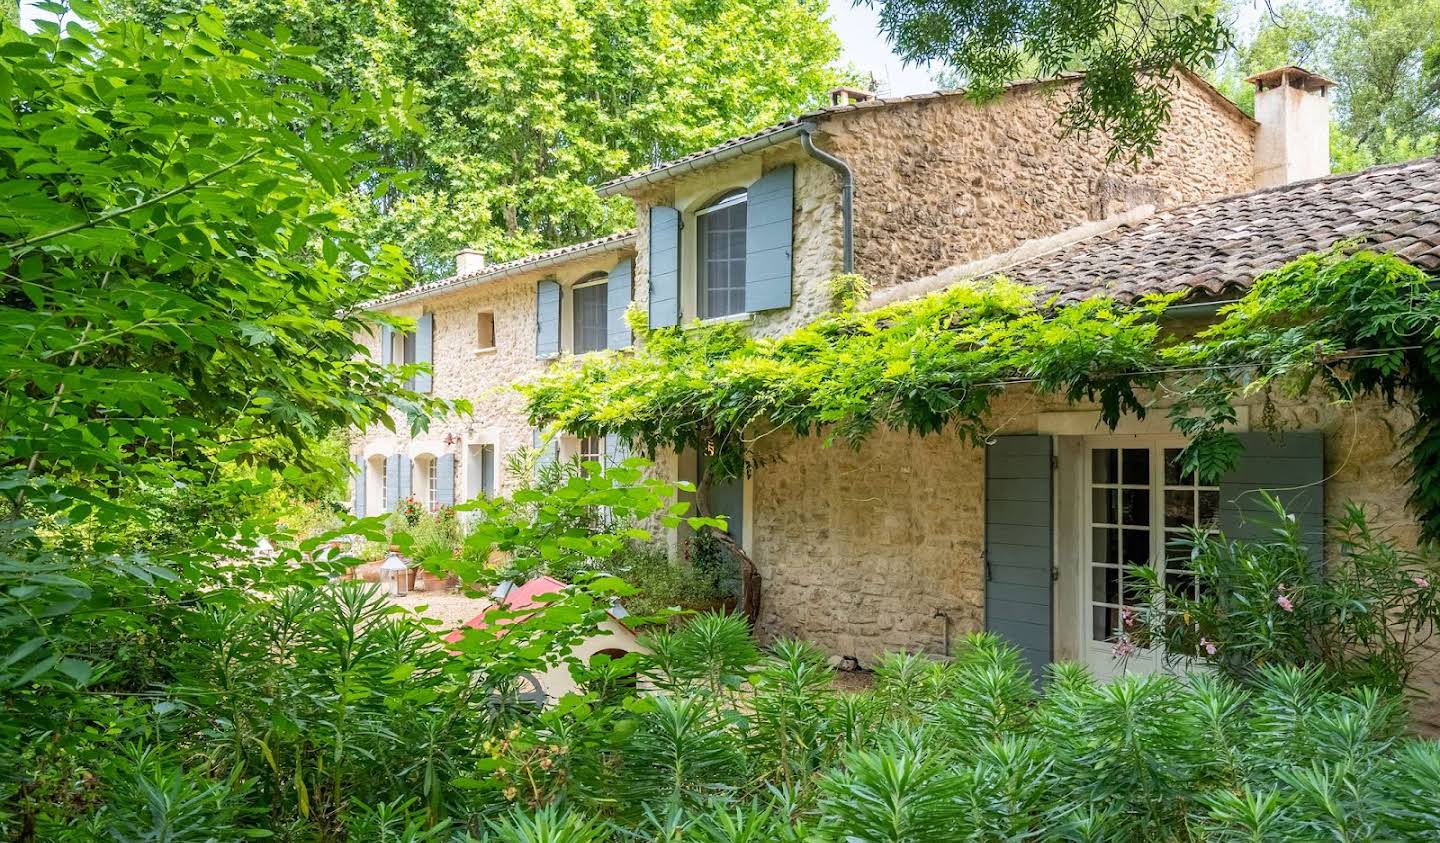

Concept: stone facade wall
[[749, 386, 1440, 730], [630, 145, 844, 340], [825, 72, 1258, 291], [352, 244, 634, 502]]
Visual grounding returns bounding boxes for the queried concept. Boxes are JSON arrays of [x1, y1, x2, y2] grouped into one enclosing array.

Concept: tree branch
[[5, 149, 263, 252]]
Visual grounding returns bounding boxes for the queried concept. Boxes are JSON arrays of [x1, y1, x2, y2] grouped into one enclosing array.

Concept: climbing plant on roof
[[522, 249, 1440, 541]]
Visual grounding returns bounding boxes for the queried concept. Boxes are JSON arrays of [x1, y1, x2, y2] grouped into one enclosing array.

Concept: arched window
[[696, 190, 747, 319]]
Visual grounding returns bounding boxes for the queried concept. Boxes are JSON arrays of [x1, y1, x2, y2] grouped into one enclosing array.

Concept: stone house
[[351, 67, 1440, 723]]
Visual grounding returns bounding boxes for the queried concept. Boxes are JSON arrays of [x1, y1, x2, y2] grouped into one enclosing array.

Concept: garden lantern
[[380, 549, 410, 596]]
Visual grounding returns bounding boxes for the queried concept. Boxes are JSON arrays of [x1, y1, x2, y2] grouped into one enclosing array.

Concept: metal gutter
[[368, 234, 635, 310], [598, 123, 814, 197], [800, 127, 854, 274]]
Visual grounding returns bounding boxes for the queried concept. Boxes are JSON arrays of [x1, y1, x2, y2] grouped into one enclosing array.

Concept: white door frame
[[1058, 433, 1219, 680]]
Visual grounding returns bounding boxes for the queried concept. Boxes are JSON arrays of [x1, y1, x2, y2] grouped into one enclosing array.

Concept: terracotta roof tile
[[368, 229, 635, 309], [1002, 157, 1440, 304]]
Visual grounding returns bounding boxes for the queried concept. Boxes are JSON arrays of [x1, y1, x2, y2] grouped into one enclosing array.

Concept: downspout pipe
[[799, 126, 854, 274]]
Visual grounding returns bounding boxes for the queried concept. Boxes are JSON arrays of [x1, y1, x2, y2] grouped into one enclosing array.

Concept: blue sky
[[829, 1, 940, 96]]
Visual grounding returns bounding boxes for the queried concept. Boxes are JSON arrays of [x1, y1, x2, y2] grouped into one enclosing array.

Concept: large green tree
[[874, 0, 1230, 160], [103, 0, 847, 279]]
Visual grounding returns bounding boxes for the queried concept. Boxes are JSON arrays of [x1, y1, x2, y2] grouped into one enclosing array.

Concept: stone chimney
[[455, 248, 486, 276], [1246, 65, 1335, 188], [829, 86, 876, 107]]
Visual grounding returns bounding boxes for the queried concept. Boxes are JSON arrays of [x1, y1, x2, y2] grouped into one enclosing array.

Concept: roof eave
[[598, 122, 817, 197], [368, 235, 635, 311]]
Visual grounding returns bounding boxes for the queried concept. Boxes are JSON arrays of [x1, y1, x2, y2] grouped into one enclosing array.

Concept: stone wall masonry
[[353, 246, 634, 501], [749, 386, 1440, 731], [825, 73, 1258, 291]]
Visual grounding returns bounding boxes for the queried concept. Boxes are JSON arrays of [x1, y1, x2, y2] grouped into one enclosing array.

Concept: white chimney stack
[[456, 248, 487, 276], [1246, 66, 1335, 188]]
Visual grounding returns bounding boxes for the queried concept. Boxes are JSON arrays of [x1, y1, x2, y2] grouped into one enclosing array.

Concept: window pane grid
[[573, 281, 607, 354], [698, 197, 746, 319]]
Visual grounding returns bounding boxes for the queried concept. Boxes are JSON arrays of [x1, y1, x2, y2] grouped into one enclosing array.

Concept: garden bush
[[1129, 495, 1440, 698]]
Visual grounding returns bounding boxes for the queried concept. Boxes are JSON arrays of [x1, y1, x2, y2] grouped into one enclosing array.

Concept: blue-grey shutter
[[744, 164, 794, 312], [414, 312, 433, 393], [984, 435, 1053, 683], [436, 453, 455, 507], [604, 432, 625, 467], [697, 450, 743, 546], [385, 453, 401, 512], [536, 278, 561, 357], [1219, 432, 1325, 569], [380, 325, 393, 366], [607, 259, 633, 350], [481, 445, 496, 496], [532, 429, 558, 468], [354, 456, 366, 517], [397, 454, 413, 502], [648, 206, 681, 329]]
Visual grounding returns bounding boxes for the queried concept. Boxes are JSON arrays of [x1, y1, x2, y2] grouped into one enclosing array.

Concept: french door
[[1080, 438, 1219, 680]]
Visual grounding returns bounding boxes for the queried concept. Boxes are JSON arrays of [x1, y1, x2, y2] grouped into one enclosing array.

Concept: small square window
[[476, 312, 496, 350]]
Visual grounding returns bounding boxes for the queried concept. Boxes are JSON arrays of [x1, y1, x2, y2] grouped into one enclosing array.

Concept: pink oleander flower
[[1277, 594, 1294, 612], [1413, 576, 1430, 589], [1199, 637, 1217, 656], [1112, 639, 1138, 659], [1121, 606, 1137, 628]]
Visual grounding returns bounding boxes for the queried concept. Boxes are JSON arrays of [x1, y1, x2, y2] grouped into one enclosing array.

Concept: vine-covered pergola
[[522, 250, 1440, 541]]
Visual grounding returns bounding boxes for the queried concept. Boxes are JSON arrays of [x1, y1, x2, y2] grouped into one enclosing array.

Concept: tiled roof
[[599, 68, 1250, 195], [1003, 156, 1440, 304], [369, 229, 636, 309]]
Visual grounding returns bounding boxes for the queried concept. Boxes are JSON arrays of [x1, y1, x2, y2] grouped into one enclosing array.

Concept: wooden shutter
[[436, 453, 455, 507], [984, 435, 1053, 683], [1219, 432, 1325, 568], [385, 453, 401, 511], [607, 259, 633, 350], [354, 456, 366, 517], [536, 278, 561, 357], [648, 206, 681, 328], [532, 429, 558, 468], [397, 454, 412, 502], [744, 164, 794, 312], [604, 432, 630, 467], [414, 312, 433, 393], [380, 325, 393, 366], [697, 449, 743, 545]]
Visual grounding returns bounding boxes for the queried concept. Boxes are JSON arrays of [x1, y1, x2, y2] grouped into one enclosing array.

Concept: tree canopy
[[1221, 0, 1440, 171], [103, 0, 849, 280]]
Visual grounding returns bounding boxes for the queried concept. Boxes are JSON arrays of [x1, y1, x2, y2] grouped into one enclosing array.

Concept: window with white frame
[[696, 190, 747, 319], [578, 434, 604, 467], [572, 274, 608, 354], [426, 456, 440, 510], [1087, 444, 1219, 644]]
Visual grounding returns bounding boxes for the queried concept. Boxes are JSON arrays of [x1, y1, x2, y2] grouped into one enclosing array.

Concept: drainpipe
[[799, 126, 854, 274]]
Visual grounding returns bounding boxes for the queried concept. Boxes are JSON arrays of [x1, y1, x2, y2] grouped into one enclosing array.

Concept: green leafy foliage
[[1215, 0, 1440, 171], [103, 0, 849, 281], [1129, 496, 1440, 697], [872, 0, 1232, 161], [525, 248, 1440, 539], [459, 622, 1440, 840]]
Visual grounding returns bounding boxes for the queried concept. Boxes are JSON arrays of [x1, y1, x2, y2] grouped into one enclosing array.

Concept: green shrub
[[1129, 496, 1440, 697]]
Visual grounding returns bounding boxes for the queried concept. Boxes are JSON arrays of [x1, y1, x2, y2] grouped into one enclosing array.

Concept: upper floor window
[[573, 274, 609, 354], [696, 190, 747, 319]]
